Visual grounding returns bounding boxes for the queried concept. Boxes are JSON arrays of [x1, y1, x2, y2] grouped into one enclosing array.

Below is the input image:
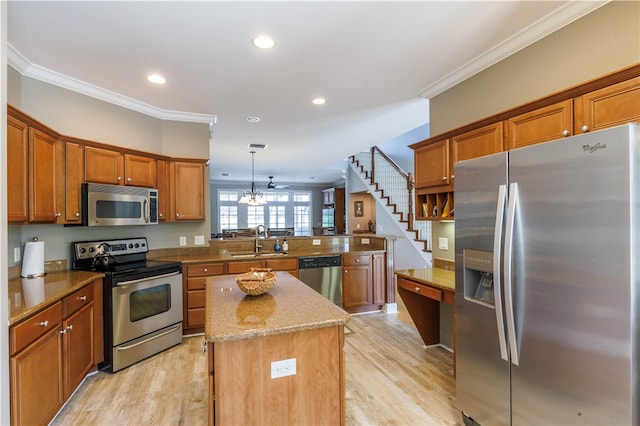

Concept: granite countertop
[[8, 270, 105, 326], [156, 248, 385, 264], [205, 272, 350, 343], [395, 267, 455, 293]]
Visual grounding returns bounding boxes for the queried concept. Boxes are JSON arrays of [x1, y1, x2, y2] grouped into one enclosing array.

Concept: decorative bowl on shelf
[[235, 268, 276, 296]]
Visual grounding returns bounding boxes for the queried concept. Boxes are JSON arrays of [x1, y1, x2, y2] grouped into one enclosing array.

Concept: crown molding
[[7, 43, 215, 124], [419, 1, 610, 99]]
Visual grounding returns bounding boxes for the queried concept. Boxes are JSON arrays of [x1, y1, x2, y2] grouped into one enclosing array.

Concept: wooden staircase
[[350, 147, 432, 256]]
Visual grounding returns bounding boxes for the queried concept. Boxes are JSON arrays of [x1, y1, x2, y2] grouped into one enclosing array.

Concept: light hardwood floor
[[52, 312, 460, 425]]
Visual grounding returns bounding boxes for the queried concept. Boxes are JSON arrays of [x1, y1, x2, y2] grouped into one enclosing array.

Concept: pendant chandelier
[[239, 150, 267, 206]]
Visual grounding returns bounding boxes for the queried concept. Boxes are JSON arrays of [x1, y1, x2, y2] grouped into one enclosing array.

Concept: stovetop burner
[[71, 237, 181, 278]]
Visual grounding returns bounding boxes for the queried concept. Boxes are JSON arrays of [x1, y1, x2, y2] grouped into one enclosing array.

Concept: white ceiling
[[7, 1, 606, 187]]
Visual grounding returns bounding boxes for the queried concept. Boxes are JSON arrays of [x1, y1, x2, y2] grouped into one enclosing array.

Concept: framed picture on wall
[[354, 201, 364, 217]]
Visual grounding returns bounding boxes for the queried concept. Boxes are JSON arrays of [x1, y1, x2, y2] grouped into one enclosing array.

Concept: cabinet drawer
[[187, 263, 224, 278], [227, 260, 263, 274], [342, 255, 370, 267], [187, 290, 205, 309], [10, 302, 63, 355], [397, 277, 442, 301], [63, 284, 93, 318], [187, 277, 206, 290], [265, 258, 298, 271], [187, 308, 205, 329]]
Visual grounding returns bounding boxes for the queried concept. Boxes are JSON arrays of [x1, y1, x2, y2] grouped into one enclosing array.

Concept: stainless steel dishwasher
[[298, 255, 343, 306]]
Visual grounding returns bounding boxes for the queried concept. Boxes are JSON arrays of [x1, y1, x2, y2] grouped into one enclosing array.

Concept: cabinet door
[[453, 122, 504, 163], [171, 161, 205, 221], [63, 302, 94, 398], [156, 159, 169, 221], [414, 139, 450, 188], [124, 153, 157, 187], [506, 100, 572, 149], [574, 77, 640, 134], [10, 328, 63, 426], [343, 265, 372, 309], [29, 128, 58, 222], [85, 146, 124, 185], [57, 141, 84, 224], [7, 115, 29, 223], [372, 254, 386, 305]]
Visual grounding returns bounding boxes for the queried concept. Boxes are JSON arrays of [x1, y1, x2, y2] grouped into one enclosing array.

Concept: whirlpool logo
[[582, 142, 607, 153]]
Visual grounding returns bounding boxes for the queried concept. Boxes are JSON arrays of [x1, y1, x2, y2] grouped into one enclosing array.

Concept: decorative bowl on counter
[[235, 268, 276, 296]]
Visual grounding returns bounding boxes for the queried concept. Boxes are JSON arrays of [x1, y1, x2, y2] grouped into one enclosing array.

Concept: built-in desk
[[394, 267, 456, 375]]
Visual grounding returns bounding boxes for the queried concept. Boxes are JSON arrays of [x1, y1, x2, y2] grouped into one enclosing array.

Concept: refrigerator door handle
[[493, 184, 509, 362], [504, 182, 520, 366]]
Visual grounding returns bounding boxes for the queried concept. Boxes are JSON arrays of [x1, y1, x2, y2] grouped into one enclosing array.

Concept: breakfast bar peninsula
[[204, 271, 350, 425]]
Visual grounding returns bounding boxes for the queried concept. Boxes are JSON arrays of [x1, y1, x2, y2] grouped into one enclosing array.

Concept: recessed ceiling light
[[311, 98, 327, 105], [146, 74, 166, 84], [252, 35, 276, 49], [246, 116, 261, 123]]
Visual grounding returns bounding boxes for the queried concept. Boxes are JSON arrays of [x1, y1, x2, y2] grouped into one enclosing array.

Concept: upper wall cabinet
[[7, 116, 29, 222], [506, 100, 573, 150], [84, 146, 157, 188], [414, 139, 450, 190], [56, 141, 84, 224], [574, 77, 640, 134], [451, 122, 504, 169], [169, 161, 205, 221], [28, 128, 58, 223]]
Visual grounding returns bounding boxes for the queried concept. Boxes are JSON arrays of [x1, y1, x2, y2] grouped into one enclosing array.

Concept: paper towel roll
[[21, 240, 45, 278]]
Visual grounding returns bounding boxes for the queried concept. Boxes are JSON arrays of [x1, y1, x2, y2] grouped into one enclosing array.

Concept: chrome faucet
[[255, 224, 268, 253]]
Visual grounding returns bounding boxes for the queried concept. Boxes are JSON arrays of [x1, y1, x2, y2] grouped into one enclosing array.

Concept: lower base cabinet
[[342, 254, 386, 313], [9, 279, 102, 426]]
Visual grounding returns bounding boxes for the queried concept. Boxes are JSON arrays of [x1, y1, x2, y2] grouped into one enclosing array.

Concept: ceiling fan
[[267, 176, 290, 190]]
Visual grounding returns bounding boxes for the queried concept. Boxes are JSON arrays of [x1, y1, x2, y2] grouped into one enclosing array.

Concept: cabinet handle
[[55, 213, 61, 217], [204, 268, 208, 272], [75, 212, 80, 217], [581, 125, 590, 133], [159, 213, 164, 218], [117, 176, 122, 181], [562, 130, 570, 137], [176, 213, 180, 218], [60, 325, 73, 335], [355, 259, 360, 263], [39, 320, 49, 327], [451, 175, 454, 179], [127, 177, 132, 182], [441, 176, 447, 181], [79, 295, 87, 301], [415, 287, 421, 292]]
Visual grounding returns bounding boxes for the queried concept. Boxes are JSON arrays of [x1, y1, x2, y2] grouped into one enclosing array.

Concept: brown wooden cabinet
[[7, 115, 29, 223], [184, 263, 225, 333], [506, 100, 573, 149], [85, 146, 157, 188], [322, 187, 345, 233], [342, 254, 372, 311], [574, 76, 640, 134], [372, 253, 386, 305], [452, 122, 504, 165], [414, 139, 450, 189], [265, 257, 299, 278], [169, 161, 205, 221], [156, 159, 169, 221], [55, 141, 84, 224], [29, 128, 59, 222], [9, 280, 102, 426]]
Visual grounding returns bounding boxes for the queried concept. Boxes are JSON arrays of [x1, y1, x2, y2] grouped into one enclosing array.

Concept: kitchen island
[[204, 271, 350, 425]]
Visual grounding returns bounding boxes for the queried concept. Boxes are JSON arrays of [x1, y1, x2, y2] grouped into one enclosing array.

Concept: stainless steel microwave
[[82, 183, 158, 226]]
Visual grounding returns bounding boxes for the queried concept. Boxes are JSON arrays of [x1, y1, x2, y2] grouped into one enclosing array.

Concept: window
[[217, 189, 311, 235]]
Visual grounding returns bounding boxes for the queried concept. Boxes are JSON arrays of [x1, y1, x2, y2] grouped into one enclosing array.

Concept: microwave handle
[[144, 197, 150, 223]]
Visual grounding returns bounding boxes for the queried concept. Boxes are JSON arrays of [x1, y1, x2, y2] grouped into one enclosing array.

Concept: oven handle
[[116, 324, 181, 351], [116, 271, 181, 287]]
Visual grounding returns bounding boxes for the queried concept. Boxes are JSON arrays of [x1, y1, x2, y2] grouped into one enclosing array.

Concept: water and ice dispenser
[[463, 249, 496, 306]]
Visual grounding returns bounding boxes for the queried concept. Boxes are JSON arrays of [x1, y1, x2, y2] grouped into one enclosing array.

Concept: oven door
[[111, 271, 183, 346]]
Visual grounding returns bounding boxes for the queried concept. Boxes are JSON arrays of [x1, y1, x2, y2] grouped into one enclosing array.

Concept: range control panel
[[73, 238, 148, 260]]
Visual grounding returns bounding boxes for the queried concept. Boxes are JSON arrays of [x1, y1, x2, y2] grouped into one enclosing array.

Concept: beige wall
[[348, 192, 376, 233], [430, 1, 640, 135]]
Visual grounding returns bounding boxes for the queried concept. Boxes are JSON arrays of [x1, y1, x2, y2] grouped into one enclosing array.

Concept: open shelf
[[416, 191, 454, 221]]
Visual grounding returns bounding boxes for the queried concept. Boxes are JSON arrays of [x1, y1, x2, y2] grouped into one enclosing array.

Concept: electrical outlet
[[14, 247, 21, 262], [438, 237, 449, 250], [194, 235, 205, 245], [361, 238, 370, 244], [271, 358, 296, 379], [179, 236, 187, 246], [312, 239, 321, 246]]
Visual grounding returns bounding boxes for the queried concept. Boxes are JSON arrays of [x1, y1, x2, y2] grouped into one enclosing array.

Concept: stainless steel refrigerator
[[454, 123, 639, 425]]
